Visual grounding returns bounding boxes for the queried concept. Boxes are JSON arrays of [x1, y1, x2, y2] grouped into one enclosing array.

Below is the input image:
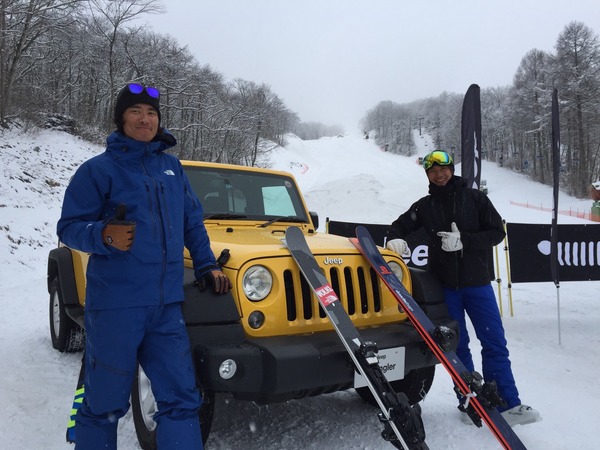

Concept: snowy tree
[[510, 49, 553, 184], [84, 0, 164, 127], [553, 21, 600, 196], [0, 0, 83, 124], [362, 100, 416, 155]]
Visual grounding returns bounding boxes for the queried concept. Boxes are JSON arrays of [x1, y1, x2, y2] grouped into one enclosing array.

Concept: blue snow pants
[[443, 284, 520, 411], [75, 303, 203, 450]]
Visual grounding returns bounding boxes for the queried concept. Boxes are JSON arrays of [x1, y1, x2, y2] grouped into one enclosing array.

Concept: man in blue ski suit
[[385, 150, 540, 427], [57, 83, 231, 449]]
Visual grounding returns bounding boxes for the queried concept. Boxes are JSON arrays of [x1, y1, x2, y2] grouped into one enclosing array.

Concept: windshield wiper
[[204, 213, 247, 220], [259, 216, 305, 228]]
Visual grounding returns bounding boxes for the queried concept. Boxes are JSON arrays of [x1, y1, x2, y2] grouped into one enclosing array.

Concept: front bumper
[[187, 317, 458, 404]]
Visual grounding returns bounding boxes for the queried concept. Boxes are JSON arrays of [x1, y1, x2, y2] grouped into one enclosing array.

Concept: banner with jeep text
[[326, 218, 429, 270], [327, 219, 600, 282]]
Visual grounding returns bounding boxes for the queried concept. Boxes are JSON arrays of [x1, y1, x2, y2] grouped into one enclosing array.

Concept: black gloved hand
[[102, 203, 136, 251], [196, 270, 232, 294]]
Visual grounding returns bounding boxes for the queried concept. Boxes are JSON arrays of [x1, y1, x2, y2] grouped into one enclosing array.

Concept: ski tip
[[284, 225, 302, 238]]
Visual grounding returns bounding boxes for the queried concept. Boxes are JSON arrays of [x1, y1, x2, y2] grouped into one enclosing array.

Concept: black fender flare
[[408, 267, 449, 320], [181, 268, 241, 325], [47, 247, 80, 307]]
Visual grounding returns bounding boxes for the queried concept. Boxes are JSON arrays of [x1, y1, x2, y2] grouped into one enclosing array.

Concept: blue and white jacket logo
[[164, 169, 175, 176]]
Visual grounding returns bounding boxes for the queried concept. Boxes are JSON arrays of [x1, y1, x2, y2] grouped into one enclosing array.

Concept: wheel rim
[[138, 368, 158, 431], [52, 290, 61, 337]]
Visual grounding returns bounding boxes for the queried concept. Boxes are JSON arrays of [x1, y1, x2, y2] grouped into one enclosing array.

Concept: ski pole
[[502, 220, 514, 316], [494, 244, 503, 317]]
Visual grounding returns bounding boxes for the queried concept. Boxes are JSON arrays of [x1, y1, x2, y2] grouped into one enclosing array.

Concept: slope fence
[[509, 200, 600, 222]]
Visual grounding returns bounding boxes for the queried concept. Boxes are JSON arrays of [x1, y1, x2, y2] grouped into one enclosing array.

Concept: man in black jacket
[[387, 150, 540, 427]]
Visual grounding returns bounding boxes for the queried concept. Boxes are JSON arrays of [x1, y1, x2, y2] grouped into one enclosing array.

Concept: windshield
[[185, 166, 309, 223]]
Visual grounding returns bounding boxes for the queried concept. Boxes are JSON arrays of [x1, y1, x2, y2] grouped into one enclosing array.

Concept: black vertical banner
[[551, 88, 561, 286], [461, 84, 482, 189]]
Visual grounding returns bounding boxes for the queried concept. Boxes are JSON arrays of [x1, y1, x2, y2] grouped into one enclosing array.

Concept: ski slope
[[1, 127, 598, 449]]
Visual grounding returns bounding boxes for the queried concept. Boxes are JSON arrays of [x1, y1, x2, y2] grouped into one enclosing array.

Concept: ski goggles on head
[[126, 83, 160, 99], [422, 151, 453, 170]]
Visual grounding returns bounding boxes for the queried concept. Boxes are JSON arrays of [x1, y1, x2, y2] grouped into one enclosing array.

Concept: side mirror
[[309, 211, 319, 231]]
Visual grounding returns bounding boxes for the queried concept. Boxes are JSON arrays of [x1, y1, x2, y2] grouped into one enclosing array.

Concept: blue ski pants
[[443, 284, 520, 411], [75, 303, 203, 450]]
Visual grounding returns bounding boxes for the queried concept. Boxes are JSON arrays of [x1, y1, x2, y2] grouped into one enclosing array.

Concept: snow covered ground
[[1, 126, 598, 449]]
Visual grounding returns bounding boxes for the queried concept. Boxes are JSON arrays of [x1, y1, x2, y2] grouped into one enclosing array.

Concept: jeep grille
[[283, 264, 382, 321]]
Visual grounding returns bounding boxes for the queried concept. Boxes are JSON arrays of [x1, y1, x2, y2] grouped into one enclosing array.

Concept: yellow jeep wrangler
[[47, 161, 457, 449]]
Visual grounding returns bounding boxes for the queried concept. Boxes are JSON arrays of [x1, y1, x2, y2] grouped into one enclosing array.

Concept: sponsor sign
[[507, 223, 600, 282]]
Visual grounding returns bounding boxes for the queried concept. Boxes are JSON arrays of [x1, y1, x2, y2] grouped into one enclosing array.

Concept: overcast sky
[[140, 0, 600, 132]]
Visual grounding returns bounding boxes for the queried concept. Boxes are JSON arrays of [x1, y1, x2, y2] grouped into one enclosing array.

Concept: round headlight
[[387, 261, 404, 283], [242, 265, 273, 301]]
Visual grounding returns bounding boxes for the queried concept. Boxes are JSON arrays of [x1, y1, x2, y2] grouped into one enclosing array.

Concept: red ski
[[352, 225, 527, 450]]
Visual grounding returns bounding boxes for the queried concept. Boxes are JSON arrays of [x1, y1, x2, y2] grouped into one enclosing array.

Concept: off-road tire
[[356, 365, 435, 406], [49, 277, 85, 352], [131, 364, 215, 449]]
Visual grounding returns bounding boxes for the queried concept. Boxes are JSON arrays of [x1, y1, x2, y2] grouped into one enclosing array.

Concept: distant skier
[[385, 150, 541, 427]]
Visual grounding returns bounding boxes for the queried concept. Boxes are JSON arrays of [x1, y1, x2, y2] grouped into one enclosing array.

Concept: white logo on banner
[[538, 240, 600, 267]]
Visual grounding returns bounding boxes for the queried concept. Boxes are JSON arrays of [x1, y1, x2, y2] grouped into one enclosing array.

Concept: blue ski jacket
[[57, 130, 218, 310]]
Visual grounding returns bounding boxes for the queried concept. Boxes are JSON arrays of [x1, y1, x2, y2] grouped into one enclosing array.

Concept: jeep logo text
[[323, 257, 343, 265]]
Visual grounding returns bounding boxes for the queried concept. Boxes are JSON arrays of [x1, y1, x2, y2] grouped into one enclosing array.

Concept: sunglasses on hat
[[422, 151, 453, 170], [127, 83, 160, 99]]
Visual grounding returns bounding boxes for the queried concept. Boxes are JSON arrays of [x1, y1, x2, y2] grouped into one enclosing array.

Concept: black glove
[[196, 270, 232, 294], [102, 203, 136, 251]]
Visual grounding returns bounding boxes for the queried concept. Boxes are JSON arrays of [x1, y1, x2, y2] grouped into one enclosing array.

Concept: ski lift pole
[[502, 220, 514, 316], [494, 244, 503, 317]]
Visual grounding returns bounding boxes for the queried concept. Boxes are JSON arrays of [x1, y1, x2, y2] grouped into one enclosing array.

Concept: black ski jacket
[[388, 176, 505, 289]]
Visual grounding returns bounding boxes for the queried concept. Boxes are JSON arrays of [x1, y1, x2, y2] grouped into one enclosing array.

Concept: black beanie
[[113, 84, 161, 131]]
